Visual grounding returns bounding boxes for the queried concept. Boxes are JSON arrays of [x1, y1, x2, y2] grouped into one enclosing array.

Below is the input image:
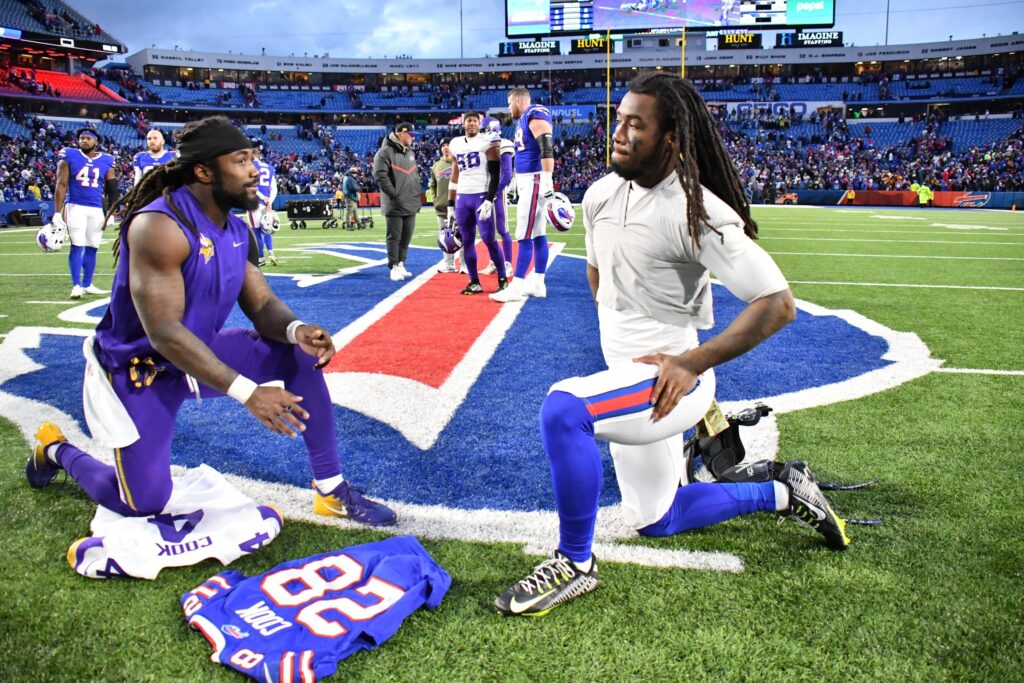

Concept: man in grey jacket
[[373, 122, 421, 281]]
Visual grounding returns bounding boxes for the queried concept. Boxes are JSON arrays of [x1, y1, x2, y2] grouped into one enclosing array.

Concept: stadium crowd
[[0, 98, 1021, 207]]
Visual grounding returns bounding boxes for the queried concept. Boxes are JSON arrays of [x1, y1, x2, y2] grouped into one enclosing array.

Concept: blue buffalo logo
[[0, 242, 937, 518], [953, 192, 991, 208]]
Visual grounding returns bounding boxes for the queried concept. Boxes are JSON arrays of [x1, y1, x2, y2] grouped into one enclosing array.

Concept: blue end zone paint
[[2, 250, 892, 512]]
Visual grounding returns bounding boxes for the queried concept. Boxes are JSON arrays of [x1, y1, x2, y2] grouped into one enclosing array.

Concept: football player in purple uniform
[[27, 116, 396, 533], [479, 117, 515, 278]]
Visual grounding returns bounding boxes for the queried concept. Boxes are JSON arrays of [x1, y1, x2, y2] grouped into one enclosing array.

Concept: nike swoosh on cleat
[[508, 591, 551, 614], [318, 498, 349, 517]]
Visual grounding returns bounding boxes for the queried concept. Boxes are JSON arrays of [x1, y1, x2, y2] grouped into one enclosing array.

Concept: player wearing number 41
[[26, 116, 396, 535], [53, 127, 119, 300], [495, 72, 850, 618]]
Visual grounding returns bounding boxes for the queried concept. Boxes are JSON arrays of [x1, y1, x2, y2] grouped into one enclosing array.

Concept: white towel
[[81, 333, 140, 449]]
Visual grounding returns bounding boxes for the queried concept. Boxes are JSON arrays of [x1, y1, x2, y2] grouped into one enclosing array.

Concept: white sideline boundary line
[[770, 251, 1024, 261], [936, 367, 1024, 376], [787, 280, 1024, 292], [761, 237, 1024, 246]]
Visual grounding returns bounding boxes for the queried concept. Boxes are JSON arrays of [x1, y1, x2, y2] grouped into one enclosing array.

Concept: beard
[[211, 169, 259, 211], [610, 158, 644, 181]]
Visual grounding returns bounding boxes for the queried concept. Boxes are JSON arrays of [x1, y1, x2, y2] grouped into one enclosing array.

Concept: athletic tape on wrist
[[540, 171, 553, 196], [286, 319, 306, 345], [227, 375, 258, 404]]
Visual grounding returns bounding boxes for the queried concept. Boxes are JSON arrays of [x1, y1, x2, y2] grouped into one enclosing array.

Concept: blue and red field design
[[0, 242, 936, 525]]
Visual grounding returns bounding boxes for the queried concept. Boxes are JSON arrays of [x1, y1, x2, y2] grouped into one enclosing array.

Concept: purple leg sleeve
[[209, 329, 342, 480], [456, 195, 480, 280]]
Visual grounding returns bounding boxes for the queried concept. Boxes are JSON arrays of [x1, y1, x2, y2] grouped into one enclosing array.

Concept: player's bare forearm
[[238, 262, 299, 343], [541, 158, 554, 173], [678, 289, 795, 375], [587, 264, 599, 302], [54, 161, 68, 211]]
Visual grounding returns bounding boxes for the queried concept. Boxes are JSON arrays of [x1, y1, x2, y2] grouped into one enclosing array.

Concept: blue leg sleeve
[[533, 236, 549, 275], [68, 245, 84, 286], [540, 391, 601, 564], [82, 247, 98, 287], [514, 239, 533, 279], [638, 482, 777, 537]]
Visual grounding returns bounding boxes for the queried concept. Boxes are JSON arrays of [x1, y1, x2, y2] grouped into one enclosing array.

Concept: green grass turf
[[0, 205, 1022, 682]]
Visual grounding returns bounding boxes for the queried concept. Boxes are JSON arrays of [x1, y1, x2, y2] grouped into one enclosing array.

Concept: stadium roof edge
[[125, 34, 1024, 74]]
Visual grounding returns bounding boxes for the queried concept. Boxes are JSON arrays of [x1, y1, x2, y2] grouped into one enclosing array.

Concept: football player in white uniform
[[495, 72, 850, 618], [448, 111, 508, 294]]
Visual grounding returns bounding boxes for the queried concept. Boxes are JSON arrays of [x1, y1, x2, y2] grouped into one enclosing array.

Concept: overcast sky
[[67, 0, 1024, 60]]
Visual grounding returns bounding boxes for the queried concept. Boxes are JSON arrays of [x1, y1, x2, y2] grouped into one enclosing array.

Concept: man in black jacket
[[373, 122, 421, 281]]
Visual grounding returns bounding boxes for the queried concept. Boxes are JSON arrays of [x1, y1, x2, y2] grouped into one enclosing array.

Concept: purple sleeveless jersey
[[95, 186, 250, 372]]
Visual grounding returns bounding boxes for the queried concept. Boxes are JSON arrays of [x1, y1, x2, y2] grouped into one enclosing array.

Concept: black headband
[[177, 120, 252, 164]]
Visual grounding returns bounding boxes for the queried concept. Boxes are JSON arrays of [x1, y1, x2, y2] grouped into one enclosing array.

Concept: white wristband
[[227, 375, 258, 404], [539, 171, 553, 196], [449, 183, 458, 191], [286, 319, 306, 344]]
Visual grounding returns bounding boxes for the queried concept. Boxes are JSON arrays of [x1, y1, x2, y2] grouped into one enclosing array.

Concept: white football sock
[[572, 556, 593, 573], [45, 443, 62, 466], [315, 474, 344, 493], [773, 480, 790, 511]]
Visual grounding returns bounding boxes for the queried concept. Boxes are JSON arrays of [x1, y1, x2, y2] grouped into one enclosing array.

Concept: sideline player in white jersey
[[495, 72, 850, 618], [53, 128, 119, 299], [132, 129, 176, 185], [448, 111, 508, 294], [490, 88, 554, 303]]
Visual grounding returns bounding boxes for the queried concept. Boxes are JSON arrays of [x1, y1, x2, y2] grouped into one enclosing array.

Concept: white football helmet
[[545, 192, 575, 232], [260, 212, 280, 234], [36, 222, 68, 252]]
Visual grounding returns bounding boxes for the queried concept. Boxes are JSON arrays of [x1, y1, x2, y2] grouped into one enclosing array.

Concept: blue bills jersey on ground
[[182, 535, 451, 682], [513, 104, 552, 174], [133, 149, 176, 177], [61, 147, 115, 208]]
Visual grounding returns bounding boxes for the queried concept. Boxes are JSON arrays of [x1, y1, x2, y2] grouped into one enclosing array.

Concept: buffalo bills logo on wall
[[0, 242, 940, 571], [953, 192, 991, 208]]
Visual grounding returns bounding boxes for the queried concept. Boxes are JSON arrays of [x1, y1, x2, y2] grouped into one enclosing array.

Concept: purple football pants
[[55, 329, 343, 516], [455, 192, 506, 281]]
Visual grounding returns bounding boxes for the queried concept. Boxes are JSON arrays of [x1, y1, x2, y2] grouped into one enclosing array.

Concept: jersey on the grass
[[60, 147, 115, 208], [133, 149, 175, 177], [73, 465, 283, 579], [449, 132, 498, 194], [182, 535, 451, 682], [513, 104, 551, 174]]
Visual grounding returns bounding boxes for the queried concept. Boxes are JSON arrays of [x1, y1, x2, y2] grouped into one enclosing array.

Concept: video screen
[[507, 0, 834, 36]]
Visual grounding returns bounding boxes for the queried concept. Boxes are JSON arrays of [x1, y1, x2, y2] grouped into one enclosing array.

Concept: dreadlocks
[[106, 116, 235, 264], [626, 71, 758, 248]]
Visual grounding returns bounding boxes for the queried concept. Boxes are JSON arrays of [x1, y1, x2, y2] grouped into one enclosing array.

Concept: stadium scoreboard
[[506, 0, 834, 37]]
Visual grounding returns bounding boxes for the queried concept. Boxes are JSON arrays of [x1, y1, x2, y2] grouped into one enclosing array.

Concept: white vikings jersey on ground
[[68, 465, 283, 580], [449, 132, 499, 194]]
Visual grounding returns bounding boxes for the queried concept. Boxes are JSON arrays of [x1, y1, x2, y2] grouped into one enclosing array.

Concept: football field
[[0, 204, 1021, 682]]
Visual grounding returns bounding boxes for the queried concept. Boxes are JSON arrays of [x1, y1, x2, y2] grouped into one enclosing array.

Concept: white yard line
[[770, 251, 1024, 261], [935, 367, 1024, 376], [25, 300, 79, 304], [788, 280, 1024, 292]]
